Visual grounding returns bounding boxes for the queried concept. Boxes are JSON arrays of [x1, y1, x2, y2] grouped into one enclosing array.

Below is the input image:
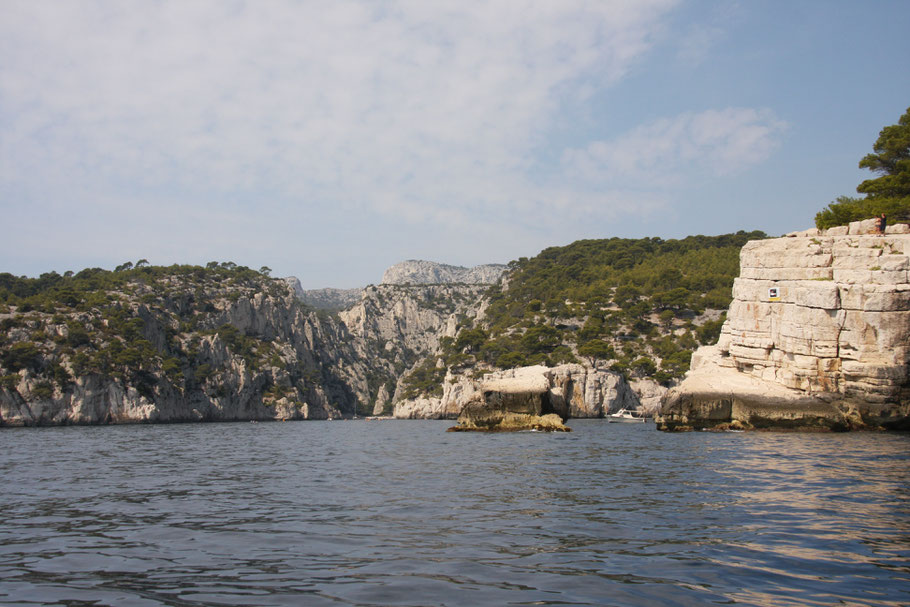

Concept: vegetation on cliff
[[400, 231, 764, 396], [816, 106, 910, 229], [0, 262, 356, 423]]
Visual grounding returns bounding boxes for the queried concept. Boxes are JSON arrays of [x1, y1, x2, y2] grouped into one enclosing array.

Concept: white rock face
[[339, 283, 489, 365], [381, 260, 507, 285], [661, 228, 910, 430], [393, 363, 638, 419], [629, 378, 672, 414], [283, 276, 306, 299]]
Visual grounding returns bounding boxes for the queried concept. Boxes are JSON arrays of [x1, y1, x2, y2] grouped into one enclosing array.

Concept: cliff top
[[381, 260, 506, 285]]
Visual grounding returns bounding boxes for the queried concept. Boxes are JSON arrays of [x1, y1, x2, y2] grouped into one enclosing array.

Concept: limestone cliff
[[659, 219, 910, 431], [0, 267, 372, 426], [337, 283, 490, 414]]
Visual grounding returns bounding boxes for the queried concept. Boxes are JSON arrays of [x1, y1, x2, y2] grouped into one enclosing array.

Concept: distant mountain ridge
[[298, 286, 363, 311], [381, 260, 507, 285], [288, 261, 505, 311]]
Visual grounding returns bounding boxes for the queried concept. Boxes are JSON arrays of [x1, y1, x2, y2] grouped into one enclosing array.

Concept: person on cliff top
[[879, 213, 887, 235]]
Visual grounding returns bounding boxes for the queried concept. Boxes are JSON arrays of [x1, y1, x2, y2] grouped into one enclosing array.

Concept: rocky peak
[[380, 260, 507, 285]]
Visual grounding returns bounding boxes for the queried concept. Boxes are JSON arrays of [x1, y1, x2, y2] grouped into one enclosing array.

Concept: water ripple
[[1, 420, 908, 606]]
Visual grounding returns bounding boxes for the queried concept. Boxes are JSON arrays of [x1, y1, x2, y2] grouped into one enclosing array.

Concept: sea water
[[1, 419, 908, 606]]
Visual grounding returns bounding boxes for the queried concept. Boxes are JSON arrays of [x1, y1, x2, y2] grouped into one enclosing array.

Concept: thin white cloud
[[1, 1, 674, 211], [562, 107, 787, 188], [0, 0, 791, 283]]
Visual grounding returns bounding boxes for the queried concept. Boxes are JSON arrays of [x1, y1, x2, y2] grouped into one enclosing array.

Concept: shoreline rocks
[[397, 363, 639, 420]]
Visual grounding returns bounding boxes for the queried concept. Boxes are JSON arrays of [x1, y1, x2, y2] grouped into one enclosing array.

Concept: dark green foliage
[[0, 261, 319, 410], [162, 357, 183, 380], [396, 232, 759, 396], [495, 351, 528, 369], [50, 363, 71, 388], [194, 363, 213, 383], [0, 262, 266, 310], [696, 316, 726, 345], [66, 323, 91, 348], [520, 324, 560, 355], [1, 374, 19, 390], [657, 351, 692, 384], [652, 287, 690, 310], [578, 339, 615, 365], [71, 352, 90, 376], [400, 358, 446, 399], [454, 328, 488, 353], [815, 195, 910, 230], [483, 232, 760, 329], [214, 324, 261, 368], [439, 231, 761, 384], [858, 107, 910, 198], [32, 381, 54, 399], [631, 356, 657, 377], [2, 342, 42, 371], [816, 107, 910, 229]]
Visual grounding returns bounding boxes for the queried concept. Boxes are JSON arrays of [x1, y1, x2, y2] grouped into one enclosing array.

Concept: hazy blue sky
[[2, 1, 909, 288]]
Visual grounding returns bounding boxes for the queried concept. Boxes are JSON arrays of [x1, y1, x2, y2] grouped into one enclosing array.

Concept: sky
[[1, 1, 909, 288]]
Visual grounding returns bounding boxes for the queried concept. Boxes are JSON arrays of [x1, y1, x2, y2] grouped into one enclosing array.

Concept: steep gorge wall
[[338, 283, 490, 414], [0, 284, 372, 426], [660, 220, 910, 430]]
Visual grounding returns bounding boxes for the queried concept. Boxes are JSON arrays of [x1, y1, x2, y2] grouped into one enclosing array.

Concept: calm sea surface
[[1, 420, 908, 607]]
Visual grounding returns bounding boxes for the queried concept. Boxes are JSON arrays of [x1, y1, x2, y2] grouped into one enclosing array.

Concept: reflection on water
[[1, 421, 908, 606]]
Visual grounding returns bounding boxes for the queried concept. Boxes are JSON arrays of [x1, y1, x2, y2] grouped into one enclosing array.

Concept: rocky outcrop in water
[[448, 366, 570, 431], [381, 260, 506, 285], [398, 363, 639, 420], [659, 220, 910, 431]]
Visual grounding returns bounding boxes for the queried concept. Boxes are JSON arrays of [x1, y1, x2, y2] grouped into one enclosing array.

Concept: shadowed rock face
[[659, 224, 910, 431]]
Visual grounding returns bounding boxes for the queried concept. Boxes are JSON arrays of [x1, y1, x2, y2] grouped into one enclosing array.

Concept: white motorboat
[[607, 408, 649, 423]]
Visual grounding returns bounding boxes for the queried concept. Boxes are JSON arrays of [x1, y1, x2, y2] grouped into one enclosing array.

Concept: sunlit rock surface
[[659, 225, 910, 431]]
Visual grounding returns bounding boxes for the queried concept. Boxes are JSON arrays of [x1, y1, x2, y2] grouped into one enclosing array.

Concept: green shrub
[[400, 359, 446, 398], [495, 351, 528, 369], [1, 374, 19, 390], [32, 381, 54, 399], [631, 356, 657, 377], [162, 357, 183, 380], [2, 341, 42, 371], [696, 317, 725, 345], [194, 363, 213, 383]]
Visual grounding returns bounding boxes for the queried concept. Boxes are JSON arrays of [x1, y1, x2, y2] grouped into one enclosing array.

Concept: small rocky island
[[448, 366, 570, 432], [659, 219, 910, 431]]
